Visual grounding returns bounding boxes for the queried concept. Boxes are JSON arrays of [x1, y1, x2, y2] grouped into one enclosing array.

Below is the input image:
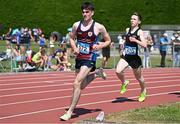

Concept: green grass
[[105, 102, 180, 123], [78, 102, 180, 124]]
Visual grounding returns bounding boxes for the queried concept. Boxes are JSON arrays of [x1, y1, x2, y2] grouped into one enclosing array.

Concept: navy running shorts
[[75, 59, 96, 72]]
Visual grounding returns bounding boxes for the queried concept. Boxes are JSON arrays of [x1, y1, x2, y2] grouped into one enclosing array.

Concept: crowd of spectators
[[1, 27, 72, 72], [0, 28, 180, 72]]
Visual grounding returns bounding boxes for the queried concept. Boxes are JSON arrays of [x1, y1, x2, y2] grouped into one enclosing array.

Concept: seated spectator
[[26, 47, 35, 66], [12, 45, 26, 70], [6, 44, 12, 59], [50, 50, 71, 71], [32, 47, 48, 70]]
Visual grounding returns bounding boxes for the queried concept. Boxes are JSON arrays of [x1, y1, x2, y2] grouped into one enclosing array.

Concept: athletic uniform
[[122, 27, 142, 69], [75, 20, 99, 71]]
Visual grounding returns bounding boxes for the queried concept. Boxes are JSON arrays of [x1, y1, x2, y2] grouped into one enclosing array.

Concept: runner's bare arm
[[129, 29, 147, 48], [69, 22, 79, 54], [93, 23, 111, 50]]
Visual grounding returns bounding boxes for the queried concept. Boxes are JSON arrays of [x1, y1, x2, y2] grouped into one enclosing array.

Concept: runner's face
[[82, 9, 94, 21], [130, 15, 140, 27]]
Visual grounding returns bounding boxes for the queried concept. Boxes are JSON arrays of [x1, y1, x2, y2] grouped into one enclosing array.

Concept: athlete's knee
[[137, 76, 144, 83], [116, 70, 124, 76], [73, 80, 81, 88], [116, 65, 126, 74]]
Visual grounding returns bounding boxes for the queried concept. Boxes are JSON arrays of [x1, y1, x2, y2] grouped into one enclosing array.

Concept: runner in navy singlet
[[60, 1, 111, 121], [116, 12, 147, 102]]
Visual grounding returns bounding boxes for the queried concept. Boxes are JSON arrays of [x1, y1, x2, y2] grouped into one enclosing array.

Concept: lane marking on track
[[0, 84, 179, 107], [1, 75, 180, 91], [0, 71, 180, 83], [0, 74, 180, 91], [1, 78, 180, 98], [0, 90, 179, 120]]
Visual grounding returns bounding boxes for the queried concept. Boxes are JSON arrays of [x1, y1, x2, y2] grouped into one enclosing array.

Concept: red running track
[[0, 68, 179, 123]]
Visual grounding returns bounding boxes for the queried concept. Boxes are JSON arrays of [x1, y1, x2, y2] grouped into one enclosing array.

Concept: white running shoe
[[96, 68, 107, 80]]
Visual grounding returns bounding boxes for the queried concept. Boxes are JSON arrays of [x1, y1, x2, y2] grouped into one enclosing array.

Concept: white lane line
[[1, 75, 180, 91], [0, 70, 180, 83], [0, 78, 74, 86], [0, 90, 179, 120], [1, 77, 180, 98], [0, 84, 179, 107], [0, 68, 179, 82], [0, 73, 177, 86], [0, 72, 75, 79], [0, 75, 75, 82]]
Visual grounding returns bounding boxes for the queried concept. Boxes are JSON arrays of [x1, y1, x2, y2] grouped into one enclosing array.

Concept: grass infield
[[78, 102, 180, 124]]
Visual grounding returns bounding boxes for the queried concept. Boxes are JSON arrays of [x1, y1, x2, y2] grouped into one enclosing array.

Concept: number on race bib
[[77, 42, 90, 54], [125, 46, 136, 55]]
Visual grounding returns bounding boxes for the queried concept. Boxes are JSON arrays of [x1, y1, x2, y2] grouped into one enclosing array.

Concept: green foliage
[[0, 0, 180, 36]]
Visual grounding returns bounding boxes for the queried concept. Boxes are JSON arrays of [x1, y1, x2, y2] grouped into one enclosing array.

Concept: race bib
[[125, 46, 136, 55], [77, 41, 90, 54]]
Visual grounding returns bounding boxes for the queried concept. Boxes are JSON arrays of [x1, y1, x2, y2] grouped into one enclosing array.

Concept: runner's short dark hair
[[132, 12, 142, 21], [81, 1, 94, 11]]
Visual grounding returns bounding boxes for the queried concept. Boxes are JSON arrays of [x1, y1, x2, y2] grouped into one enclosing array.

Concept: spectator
[[32, 28, 39, 43], [5, 28, 12, 45], [65, 28, 73, 59], [159, 33, 169, 67], [50, 50, 71, 71], [32, 47, 48, 70], [38, 34, 47, 47], [5, 43, 12, 59], [12, 45, 26, 70], [49, 35, 56, 56], [171, 32, 180, 67], [143, 35, 153, 68], [20, 27, 33, 49], [101, 38, 114, 68], [118, 34, 126, 56]]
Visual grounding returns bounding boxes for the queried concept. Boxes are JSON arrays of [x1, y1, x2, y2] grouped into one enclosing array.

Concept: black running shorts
[[122, 55, 142, 69], [75, 59, 96, 72]]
